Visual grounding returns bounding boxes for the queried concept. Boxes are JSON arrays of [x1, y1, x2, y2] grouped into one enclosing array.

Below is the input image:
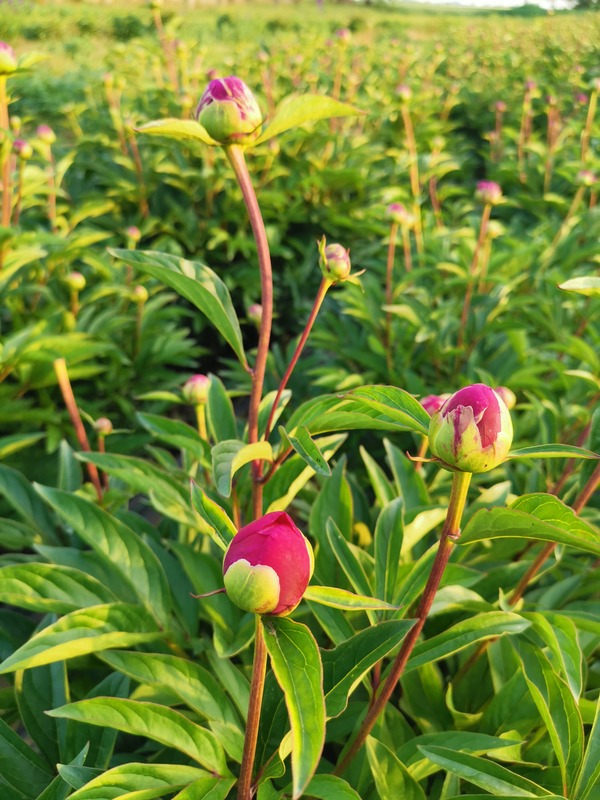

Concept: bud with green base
[[223, 511, 314, 616], [428, 383, 513, 473], [196, 76, 263, 146]]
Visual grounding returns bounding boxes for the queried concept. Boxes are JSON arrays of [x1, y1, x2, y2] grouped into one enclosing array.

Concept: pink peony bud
[[396, 84, 412, 103], [495, 100, 507, 113], [182, 374, 210, 405], [196, 76, 262, 145], [475, 180, 502, 206], [319, 242, 351, 282], [495, 386, 516, 410], [126, 226, 141, 242], [0, 42, 17, 76], [421, 394, 447, 416], [131, 285, 148, 304], [37, 125, 56, 145], [387, 202, 416, 227], [13, 139, 33, 159], [335, 28, 351, 44], [65, 271, 86, 292], [94, 417, 113, 436], [428, 383, 513, 473], [576, 170, 597, 188], [223, 511, 314, 616], [247, 303, 263, 327]]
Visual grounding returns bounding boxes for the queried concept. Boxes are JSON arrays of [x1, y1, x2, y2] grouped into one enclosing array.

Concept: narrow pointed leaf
[[374, 498, 404, 604], [559, 276, 600, 296], [262, 617, 325, 799], [0, 716, 53, 799], [136, 118, 218, 145], [508, 444, 598, 460], [66, 764, 208, 800], [574, 696, 600, 800], [254, 94, 362, 144], [0, 563, 117, 613], [212, 440, 273, 497], [279, 425, 331, 477], [171, 776, 235, 800], [304, 585, 398, 612], [303, 775, 361, 799], [190, 483, 236, 550], [366, 738, 426, 800]]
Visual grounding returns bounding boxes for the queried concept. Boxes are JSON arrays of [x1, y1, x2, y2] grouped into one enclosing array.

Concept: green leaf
[[171, 775, 235, 800], [136, 117, 218, 145], [574, 696, 600, 800], [48, 698, 229, 777], [559, 276, 600, 296], [515, 642, 584, 796], [0, 603, 163, 674], [302, 775, 361, 799], [0, 563, 117, 614], [460, 494, 600, 556], [366, 737, 426, 800], [279, 425, 331, 477], [66, 763, 210, 800], [110, 249, 247, 368], [34, 745, 88, 800], [262, 617, 325, 799], [35, 485, 171, 626], [304, 585, 398, 612], [0, 465, 58, 544], [322, 620, 415, 718], [0, 432, 45, 459], [374, 498, 404, 605], [137, 413, 207, 461], [254, 94, 362, 144], [207, 374, 237, 441], [508, 444, 598, 460], [522, 612, 583, 699], [212, 439, 273, 497], [406, 612, 531, 673], [0, 716, 53, 799], [15, 662, 67, 768], [325, 518, 376, 624], [417, 745, 553, 796], [99, 650, 239, 725], [190, 483, 236, 550]]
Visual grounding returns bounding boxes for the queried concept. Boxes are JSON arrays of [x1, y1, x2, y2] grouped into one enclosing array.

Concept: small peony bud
[[421, 394, 447, 416], [576, 170, 597, 188], [0, 42, 17, 76], [126, 225, 141, 242], [387, 202, 416, 227], [132, 285, 148, 304], [196, 76, 262, 145], [320, 242, 351, 282], [37, 125, 56, 145], [589, 77, 600, 93], [495, 386, 516, 410], [575, 92, 589, 106], [475, 180, 502, 206], [428, 383, 513, 473], [396, 84, 412, 103], [223, 511, 314, 616], [13, 139, 33, 160], [247, 303, 263, 327], [10, 116, 21, 134], [335, 28, 351, 44], [95, 417, 113, 436], [65, 271, 86, 292], [182, 374, 210, 405], [495, 100, 507, 113]]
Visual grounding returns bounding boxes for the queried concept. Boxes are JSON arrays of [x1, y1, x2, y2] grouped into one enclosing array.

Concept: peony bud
[[132, 285, 148, 304], [65, 271, 86, 292], [182, 374, 210, 405], [576, 170, 597, 188], [37, 125, 56, 145], [475, 180, 502, 206], [387, 202, 416, 227], [319, 242, 351, 282], [196, 76, 262, 145], [421, 394, 447, 416], [13, 139, 33, 160], [495, 386, 516, 410], [95, 417, 113, 436], [0, 42, 17, 76], [396, 84, 412, 103], [247, 303, 263, 327], [428, 383, 513, 473], [126, 225, 141, 243], [495, 100, 507, 113], [223, 511, 314, 616]]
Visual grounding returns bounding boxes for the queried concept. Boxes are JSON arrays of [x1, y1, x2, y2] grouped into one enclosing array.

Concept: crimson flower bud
[[421, 394, 447, 417], [223, 512, 314, 616], [495, 100, 507, 113], [387, 202, 416, 227], [320, 242, 351, 282], [576, 170, 597, 188], [475, 180, 502, 206], [182, 374, 210, 405], [126, 226, 141, 242], [495, 386, 516, 410], [428, 383, 513, 473], [0, 42, 17, 76], [195, 76, 262, 145], [13, 139, 33, 160]]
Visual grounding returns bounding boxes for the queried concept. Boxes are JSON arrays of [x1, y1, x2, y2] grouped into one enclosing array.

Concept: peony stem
[[335, 470, 472, 774], [225, 145, 273, 520], [237, 616, 268, 800]]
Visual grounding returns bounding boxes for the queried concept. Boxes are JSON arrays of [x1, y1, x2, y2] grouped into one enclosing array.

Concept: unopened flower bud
[[126, 225, 141, 242], [132, 285, 148, 304], [428, 383, 513, 473], [335, 28, 351, 44], [223, 511, 314, 616], [486, 220, 504, 239], [13, 139, 33, 160], [247, 303, 262, 327], [475, 180, 502, 206], [182, 374, 210, 405], [421, 394, 446, 416], [95, 417, 113, 436], [396, 84, 412, 103], [495, 386, 516, 410], [575, 92, 588, 106], [66, 271, 86, 292], [0, 42, 17, 75], [576, 170, 597, 188], [10, 116, 21, 134], [589, 77, 600, 93], [196, 76, 262, 145], [495, 100, 507, 113], [37, 125, 56, 145], [387, 202, 416, 227], [320, 242, 351, 282]]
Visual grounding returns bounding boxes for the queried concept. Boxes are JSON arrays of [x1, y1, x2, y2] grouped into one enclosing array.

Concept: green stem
[[384, 221, 399, 377], [400, 105, 423, 255], [581, 90, 597, 163], [225, 145, 273, 519], [457, 203, 491, 360], [264, 276, 331, 443], [335, 470, 472, 774], [237, 616, 268, 800], [0, 75, 11, 262]]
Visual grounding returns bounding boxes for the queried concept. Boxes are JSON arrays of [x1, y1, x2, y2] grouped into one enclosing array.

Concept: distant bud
[[495, 386, 516, 410], [10, 116, 21, 134], [95, 417, 113, 436], [486, 220, 504, 240], [387, 202, 416, 227], [335, 28, 351, 44], [495, 100, 507, 113], [429, 383, 513, 473], [396, 84, 412, 103], [13, 139, 33, 160], [575, 92, 588, 105], [576, 170, 597, 188], [103, 72, 115, 89], [475, 180, 502, 206], [66, 271, 86, 292], [421, 394, 447, 416], [590, 77, 600, 93], [223, 511, 314, 616], [247, 303, 263, 327], [149, 0, 163, 9], [0, 42, 17, 76], [126, 225, 141, 242], [132, 285, 148, 304], [182, 374, 210, 405], [524, 79, 537, 92], [320, 242, 351, 282], [196, 76, 262, 145], [37, 125, 56, 145]]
